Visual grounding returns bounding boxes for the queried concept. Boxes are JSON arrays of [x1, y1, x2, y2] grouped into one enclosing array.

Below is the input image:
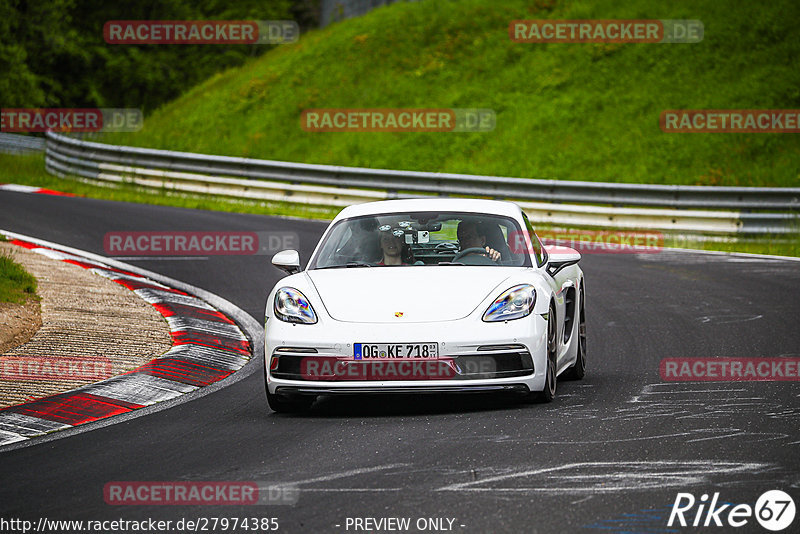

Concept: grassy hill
[[102, 0, 800, 187]]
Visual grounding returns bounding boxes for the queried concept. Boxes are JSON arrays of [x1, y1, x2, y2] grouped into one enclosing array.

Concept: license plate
[[354, 343, 439, 360]]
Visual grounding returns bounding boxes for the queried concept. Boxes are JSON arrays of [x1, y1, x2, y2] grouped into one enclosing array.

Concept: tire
[[526, 302, 558, 403], [264, 359, 315, 413], [563, 286, 586, 381], [267, 390, 315, 413]]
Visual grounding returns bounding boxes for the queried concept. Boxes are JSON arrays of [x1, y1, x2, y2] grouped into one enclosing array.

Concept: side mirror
[[272, 249, 300, 274], [544, 245, 581, 277]]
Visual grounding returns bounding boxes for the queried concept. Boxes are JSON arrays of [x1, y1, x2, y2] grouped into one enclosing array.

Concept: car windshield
[[308, 211, 532, 269]]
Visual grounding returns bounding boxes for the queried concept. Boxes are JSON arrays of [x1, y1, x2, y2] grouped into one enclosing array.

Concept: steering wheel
[[434, 242, 459, 253], [453, 247, 490, 262]]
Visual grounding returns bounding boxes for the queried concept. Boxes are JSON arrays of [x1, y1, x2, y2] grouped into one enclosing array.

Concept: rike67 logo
[[669, 490, 795, 531]]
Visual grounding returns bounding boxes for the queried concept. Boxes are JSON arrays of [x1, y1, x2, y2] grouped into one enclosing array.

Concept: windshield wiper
[[346, 262, 373, 268], [437, 261, 465, 266]]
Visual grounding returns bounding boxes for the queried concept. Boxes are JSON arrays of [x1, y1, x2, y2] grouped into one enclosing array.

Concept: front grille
[[452, 352, 534, 378], [270, 351, 534, 381]]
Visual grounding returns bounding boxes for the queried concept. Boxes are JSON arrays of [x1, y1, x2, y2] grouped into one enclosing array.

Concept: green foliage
[[102, 0, 800, 187], [0, 249, 38, 304], [0, 0, 295, 110]]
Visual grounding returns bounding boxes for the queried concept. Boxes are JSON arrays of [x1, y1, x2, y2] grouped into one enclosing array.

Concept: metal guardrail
[[0, 133, 45, 154], [43, 131, 798, 235]]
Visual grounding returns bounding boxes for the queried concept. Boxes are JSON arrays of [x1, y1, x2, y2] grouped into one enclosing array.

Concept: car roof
[[333, 198, 523, 221]]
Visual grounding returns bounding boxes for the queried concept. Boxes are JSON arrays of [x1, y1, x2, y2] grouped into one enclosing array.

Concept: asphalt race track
[[1, 190, 798, 533]]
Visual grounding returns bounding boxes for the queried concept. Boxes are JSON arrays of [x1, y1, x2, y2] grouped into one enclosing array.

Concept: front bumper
[[265, 314, 548, 395], [274, 384, 530, 395]]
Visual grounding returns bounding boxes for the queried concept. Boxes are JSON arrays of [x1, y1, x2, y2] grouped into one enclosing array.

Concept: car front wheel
[[265, 361, 315, 413], [563, 286, 586, 380], [525, 302, 557, 403], [266, 391, 315, 413]]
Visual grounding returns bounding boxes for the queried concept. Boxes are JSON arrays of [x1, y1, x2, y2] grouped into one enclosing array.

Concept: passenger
[[376, 227, 415, 265], [456, 220, 501, 265]]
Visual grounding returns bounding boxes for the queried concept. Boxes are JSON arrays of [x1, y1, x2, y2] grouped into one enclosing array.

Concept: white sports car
[[264, 198, 586, 412]]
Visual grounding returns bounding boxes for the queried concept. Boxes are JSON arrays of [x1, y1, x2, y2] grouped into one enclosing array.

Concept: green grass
[[4, 0, 799, 257], [99, 0, 800, 187], [0, 153, 340, 221], [690, 235, 800, 257], [0, 249, 38, 304]]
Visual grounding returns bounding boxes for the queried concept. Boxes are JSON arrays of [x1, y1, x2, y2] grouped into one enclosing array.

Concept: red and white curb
[[0, 183, 75, 196], [0, 233, 252, 446]]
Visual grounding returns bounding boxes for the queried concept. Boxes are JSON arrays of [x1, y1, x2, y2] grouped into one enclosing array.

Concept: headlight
[[274, 287, 317, 324], [483, 284, 536, 322]]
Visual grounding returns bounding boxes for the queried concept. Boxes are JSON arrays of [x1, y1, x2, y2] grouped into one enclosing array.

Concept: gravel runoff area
[[0, 298, 40, 355], [0, 241, 173, 408]]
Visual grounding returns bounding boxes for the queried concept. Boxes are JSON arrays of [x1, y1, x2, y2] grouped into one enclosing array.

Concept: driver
[[456, 220, 501, 265]]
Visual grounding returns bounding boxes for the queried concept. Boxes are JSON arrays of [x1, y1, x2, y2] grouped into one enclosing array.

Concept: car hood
[[307, 267, 515, 323]]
